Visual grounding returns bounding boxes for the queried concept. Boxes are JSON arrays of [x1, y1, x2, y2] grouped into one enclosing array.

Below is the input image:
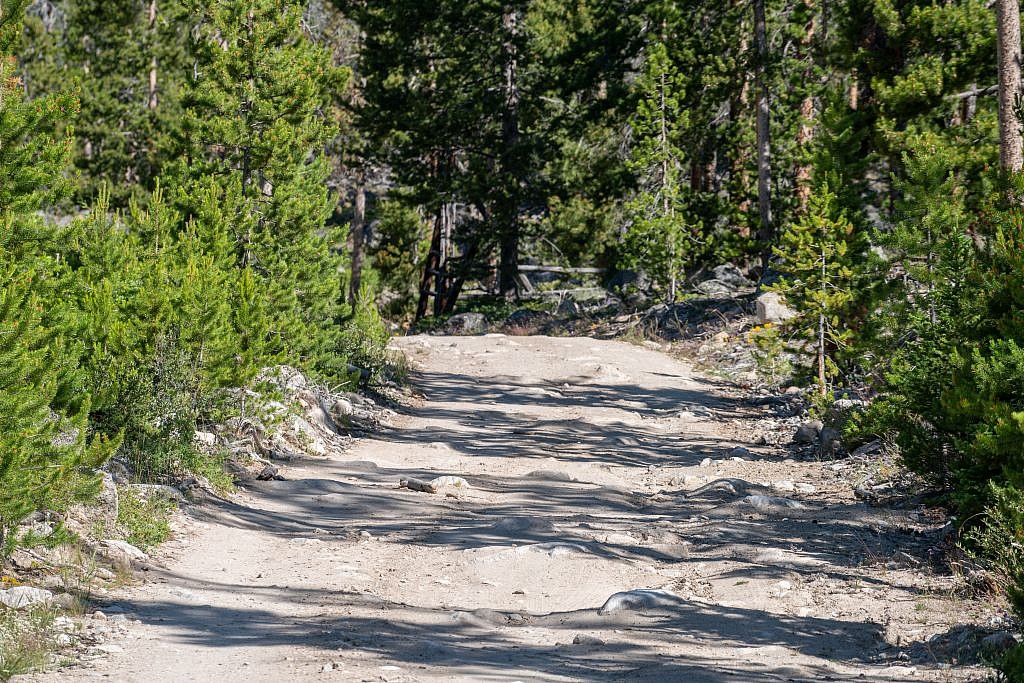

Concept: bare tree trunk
[[754, 0, 773, 273], [148, 0, 158, 110], [348, 182, 366, 307], [794, 0, 817, 211], [497, 8, 521, 300], [997, 0, 1023, 172]]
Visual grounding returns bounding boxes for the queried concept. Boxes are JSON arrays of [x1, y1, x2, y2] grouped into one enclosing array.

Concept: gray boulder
[[0, 586, 54, 610], [794, 420, 823, 444], [444, 312, 488, 335], [755, 292, 798, 324], [712, 263, 753, 289]]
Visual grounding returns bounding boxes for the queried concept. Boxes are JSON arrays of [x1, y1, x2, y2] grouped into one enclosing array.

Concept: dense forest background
[[4, 0, 1024, 676]]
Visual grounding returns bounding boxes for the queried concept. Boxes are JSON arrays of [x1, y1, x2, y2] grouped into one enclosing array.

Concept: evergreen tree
[[0, 0, 110, 554], [174, 0, 351, 380], [64, 0, 192, 205], [622, 40, 693, 300], [772, 185, 858, 394]]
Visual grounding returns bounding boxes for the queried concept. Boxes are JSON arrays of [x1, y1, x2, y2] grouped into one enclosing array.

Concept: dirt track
[[23, 335, 990, 682]]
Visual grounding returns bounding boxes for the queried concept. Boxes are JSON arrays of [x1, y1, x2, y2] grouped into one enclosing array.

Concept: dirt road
[[27, 335, 988, 682]]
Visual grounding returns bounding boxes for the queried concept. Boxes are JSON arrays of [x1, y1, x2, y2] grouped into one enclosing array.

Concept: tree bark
[[148, 0, 158, 110], [348, 182, 366, 307], [497, 8, 521, 300], [997, 0, 1023, 172], [754, 0, 773, 272], [794, 0, 817, 211]]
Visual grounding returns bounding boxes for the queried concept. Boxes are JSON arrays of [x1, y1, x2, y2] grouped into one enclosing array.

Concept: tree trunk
[[997, 0, 1023, 172], [794, 0, 817, 211], [348, 182, 366, 307], [497, 8, 521, 300], [754, 0, 773, 273], [148, 0, 158, 110]]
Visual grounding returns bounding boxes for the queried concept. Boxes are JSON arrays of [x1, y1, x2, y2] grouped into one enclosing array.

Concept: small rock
[[444, 312, 488, 335], [0, 586, 53, 610], [784, 386, 802, 395], [742, 494, 807, 512], [710, 331, 730, 346], [699, 457, 713, 468], [429, 475, 470, 489], [100, 540, 149, 565], [981, 631, 1019, 654], [257, 464, 284, 481], [193, 431, 217, 447], [819, 427, 842, 454], [728, 447, 751, 460], [572, 634, 607, 646], [794, 420, 823, 444], [755, 292, 798, 324], [598, 589, 682, 615]]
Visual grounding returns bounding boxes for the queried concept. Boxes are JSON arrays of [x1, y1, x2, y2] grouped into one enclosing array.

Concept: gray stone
[[193, 431, 217, 447], [597, 589, 683, 615], [755, 292, 798, 324], [712, 263, 753, 289], [444, 312, 489, 335], [794, 420, 823, 444], [695, 279, 737, 297], [100, 540, 148, 566], [981, 631, 1019, 654], [0, 586, 54, 610], [819, 427, 842, 454]]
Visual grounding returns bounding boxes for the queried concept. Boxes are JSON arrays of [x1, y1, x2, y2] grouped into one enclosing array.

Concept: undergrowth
[[0, 605, 58, 681]]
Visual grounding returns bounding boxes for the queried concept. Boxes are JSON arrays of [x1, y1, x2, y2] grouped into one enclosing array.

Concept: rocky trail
[[22, 335, 996, 682]]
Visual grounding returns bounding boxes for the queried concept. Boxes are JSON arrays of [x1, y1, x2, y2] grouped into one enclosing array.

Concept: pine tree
[[0, 0, 110, 554], [622, 40, 693, 300], [174, 0, 350, 380], [772, 185, 857, 395], [63, 0, 192, 205]]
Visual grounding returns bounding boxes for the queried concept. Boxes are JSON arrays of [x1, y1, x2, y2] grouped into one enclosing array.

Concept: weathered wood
[[517, 265, 606, 274]]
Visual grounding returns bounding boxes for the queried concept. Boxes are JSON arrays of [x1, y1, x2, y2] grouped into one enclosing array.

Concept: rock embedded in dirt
[[981, 631, 1019, 654], [257, 464, 284, 481], [430, 475, 470, 489], [0, 586, 54, 610], [794, 420, 823, 443], [728, 446, 751, 459], [572, 634, 607, 646], [742, 494, 808, 512], [100, 540, 149, 567], [194, 431, 217, 447], [755, 292, 798, 324], [597, 589, 683, 615]]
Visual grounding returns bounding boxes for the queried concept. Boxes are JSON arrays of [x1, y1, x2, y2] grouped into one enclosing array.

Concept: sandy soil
[[22, 335, 994, 682]]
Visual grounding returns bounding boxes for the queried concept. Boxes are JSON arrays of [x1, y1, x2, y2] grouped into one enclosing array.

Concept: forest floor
[[18, 334, 1002, 682]]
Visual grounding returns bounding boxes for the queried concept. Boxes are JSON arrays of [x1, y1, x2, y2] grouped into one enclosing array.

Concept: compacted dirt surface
[[23, 335, 995, 682]]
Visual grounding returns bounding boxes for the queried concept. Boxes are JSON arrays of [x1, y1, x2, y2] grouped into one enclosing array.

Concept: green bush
[[114, 488, 174, 550]]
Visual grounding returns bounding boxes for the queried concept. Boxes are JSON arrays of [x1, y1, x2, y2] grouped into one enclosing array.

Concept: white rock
[[430, 476, 470, 489], [101, 540, 149, 563], [699, 458, 713, 468], [742, 495, 807, 511], [728, 447, 751, 460], [755, 292, 798, 324], [193, 431, 217, 447], [0, 586, 53, 610], [598, 589, 682, 615]]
